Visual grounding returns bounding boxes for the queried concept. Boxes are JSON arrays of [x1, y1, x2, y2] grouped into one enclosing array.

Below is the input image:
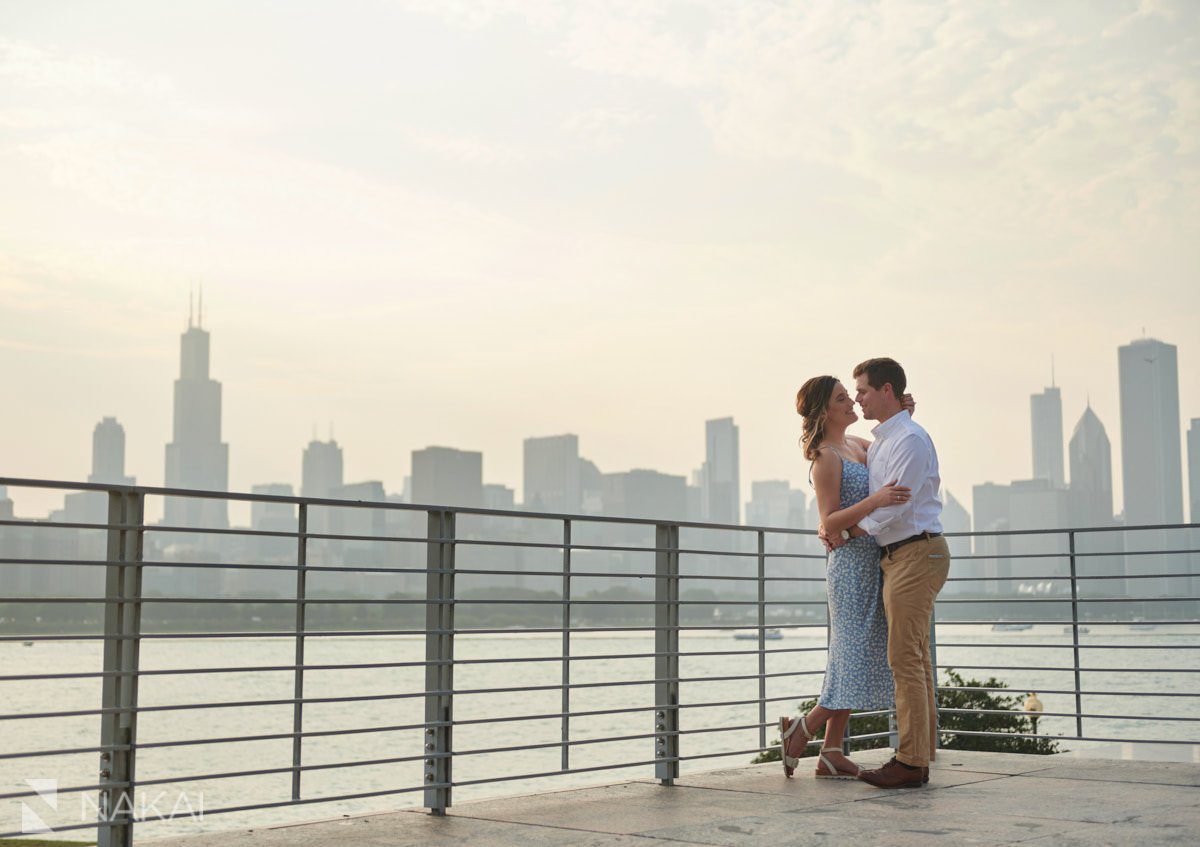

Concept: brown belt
[[881, 531, 941, 559]]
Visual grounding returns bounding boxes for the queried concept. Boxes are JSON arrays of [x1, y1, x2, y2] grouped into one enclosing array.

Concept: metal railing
[[0, 476, 1197, 845]]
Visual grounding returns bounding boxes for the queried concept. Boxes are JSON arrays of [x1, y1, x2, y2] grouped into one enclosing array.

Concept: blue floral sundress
[[818, 456, 895, 710]]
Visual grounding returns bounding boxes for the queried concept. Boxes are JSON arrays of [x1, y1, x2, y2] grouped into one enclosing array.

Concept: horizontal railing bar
[[0, 622, 837, 642], [939, 686, 1200, 697], [0, 715, 896, 765], [0, 644, 832, 682], [0, 596, 837, 606], [0, 559, 831, 585], [936, 643, 1200, 650], [451, 758, 666, 789], [454, 704, 658, 727], [0, 690, 823, 728], [137, 722, 433, 751], [459, 731, 658, 758], [0, 675, 821, 721], [0, 476, 816, 534], [940, 729, 1199, 745], [134, 752, 436, 789], [947, 570, 1200, 581], [681, 692, 820, 711], [15, 594, 1199, 606], [6, 556, 1196, 581], [930, 620, 1200, 627], [937, 708, 1200, 722], [4, 619, 1193, 645], [0, 779, 129, 801], [934, 664, 1200, 673], [0, 742, 129, 761], [934, 597, 1200, 604], [946, 550, 1200, 562]]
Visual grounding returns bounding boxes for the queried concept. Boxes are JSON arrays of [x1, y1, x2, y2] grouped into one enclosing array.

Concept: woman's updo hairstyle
[[795, 375, 838, 462]]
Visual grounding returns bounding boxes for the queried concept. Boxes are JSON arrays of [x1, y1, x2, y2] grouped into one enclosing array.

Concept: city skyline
[[2, 311, 1194, 533]]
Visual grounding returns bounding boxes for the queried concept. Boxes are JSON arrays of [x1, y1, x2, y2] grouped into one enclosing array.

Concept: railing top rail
[[3, 476, 1198, 537], [0, 476, 806, 535]]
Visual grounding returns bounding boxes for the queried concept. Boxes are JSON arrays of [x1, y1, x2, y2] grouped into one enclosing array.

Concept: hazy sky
[[2, 0, 1198, 521]]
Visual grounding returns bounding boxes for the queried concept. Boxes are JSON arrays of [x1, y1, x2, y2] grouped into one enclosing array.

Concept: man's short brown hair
[[853, 357, 907, 398]]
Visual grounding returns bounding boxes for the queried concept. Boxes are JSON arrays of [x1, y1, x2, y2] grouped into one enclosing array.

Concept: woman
[[778, 375, 912, 779]]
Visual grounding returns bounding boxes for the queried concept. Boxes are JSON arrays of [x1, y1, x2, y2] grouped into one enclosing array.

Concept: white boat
[[733, 628, 782, 641], [1062, 626, 1090, 634], [992, 622, 1033, 632]]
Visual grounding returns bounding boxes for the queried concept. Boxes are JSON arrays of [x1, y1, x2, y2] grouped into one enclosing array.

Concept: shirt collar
[[871, 409, 911, 439]]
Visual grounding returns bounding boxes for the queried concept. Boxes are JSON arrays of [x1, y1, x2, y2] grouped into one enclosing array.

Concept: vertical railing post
[[290, 502, 308, 800], [929, 604, 940, 754], [561, 519, 571, 772], [97, 490, 144, 847], [756, 530, 766, 751], [424, 510, 455, 814], [654, 523, 680, 784], [1068, 530, 1083, 738]]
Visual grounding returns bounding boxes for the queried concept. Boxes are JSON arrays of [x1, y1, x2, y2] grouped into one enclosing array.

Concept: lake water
[[2, 625, 1197, 840]]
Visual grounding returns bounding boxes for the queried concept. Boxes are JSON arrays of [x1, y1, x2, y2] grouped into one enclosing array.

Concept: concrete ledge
[[144, 750, 1200, 847]]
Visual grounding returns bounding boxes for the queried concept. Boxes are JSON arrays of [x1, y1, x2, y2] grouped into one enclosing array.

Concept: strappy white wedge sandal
[[778, 714, 812, 778], [814, 746, 860, 780]]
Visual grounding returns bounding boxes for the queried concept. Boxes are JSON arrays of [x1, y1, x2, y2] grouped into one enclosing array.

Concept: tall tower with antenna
[[164, 288, 230, 529], [1030, 358, 1064, 487]]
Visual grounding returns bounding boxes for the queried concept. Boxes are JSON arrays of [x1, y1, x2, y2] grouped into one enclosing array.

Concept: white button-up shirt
[[858, 410, 943, 547]]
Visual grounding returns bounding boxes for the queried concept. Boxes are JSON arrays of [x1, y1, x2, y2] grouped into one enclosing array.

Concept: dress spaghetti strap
[[808, 443, 847, 487]]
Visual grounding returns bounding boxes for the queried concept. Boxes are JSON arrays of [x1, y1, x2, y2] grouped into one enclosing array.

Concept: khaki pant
[[881, 535, 950, 768]]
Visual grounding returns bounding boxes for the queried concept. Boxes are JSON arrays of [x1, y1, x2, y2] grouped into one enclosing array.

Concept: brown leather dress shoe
[[858, 757, 924, 789]]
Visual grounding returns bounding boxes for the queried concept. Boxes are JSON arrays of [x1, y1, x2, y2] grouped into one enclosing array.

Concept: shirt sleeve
[[858, 433, 930, 537]]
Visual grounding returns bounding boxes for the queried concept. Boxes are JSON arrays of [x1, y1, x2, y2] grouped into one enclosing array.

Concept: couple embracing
[[779, 358, 951, 789]]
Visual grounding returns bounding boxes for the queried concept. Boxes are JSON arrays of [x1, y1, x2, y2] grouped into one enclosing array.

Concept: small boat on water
[[1062, 626, 1090, 634], [992, 623, 1033, 632], [1130, 623, 1157, 631], [22, 641, 33, 647], [733, 628, 783, 641]]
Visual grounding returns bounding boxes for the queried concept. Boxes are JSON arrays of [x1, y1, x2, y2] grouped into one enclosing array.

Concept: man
[[824, 357, 949, 788]]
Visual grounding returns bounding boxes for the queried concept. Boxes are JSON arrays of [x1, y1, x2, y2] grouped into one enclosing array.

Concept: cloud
[[0, 37, 172, 95], [400, 127, 529, 164], [561, 106, 651, 147]]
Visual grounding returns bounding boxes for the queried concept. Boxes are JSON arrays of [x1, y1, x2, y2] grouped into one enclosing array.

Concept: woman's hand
[[901, 393, 916, 416], [869, 480, 911, 509]]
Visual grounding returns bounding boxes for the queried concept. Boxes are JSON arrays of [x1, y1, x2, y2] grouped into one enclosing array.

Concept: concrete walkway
[[146, 749, 1200, 846]]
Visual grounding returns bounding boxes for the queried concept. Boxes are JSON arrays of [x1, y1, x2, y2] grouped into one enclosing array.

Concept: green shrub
[[753, 668, 1061, 763]]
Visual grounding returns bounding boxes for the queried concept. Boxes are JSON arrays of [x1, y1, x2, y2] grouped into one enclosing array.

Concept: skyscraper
[[972, 482, 1012, 595], [1118, 338, 1183, 524], [411, 446, 483, 508], [300, 437, 345, 554], [64, 417, 137, 524], [523, 434, 581, 513], [1118, 337, 1183, 596], [745, 480, 791, 529], [1189, 419, 1200, 596], [939, 490, 971, 596], [704, 417, 740, 525], [1188, 419, 1200, 524], [601, 469, 687, 519], [1030, 385, 1064, 487], [301, 439, 344, 499], [1069, 405, 1124, 597], [91, 417, 134, 485], [164, 303, 229, 528], [1069, 405, 1113, 528]]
